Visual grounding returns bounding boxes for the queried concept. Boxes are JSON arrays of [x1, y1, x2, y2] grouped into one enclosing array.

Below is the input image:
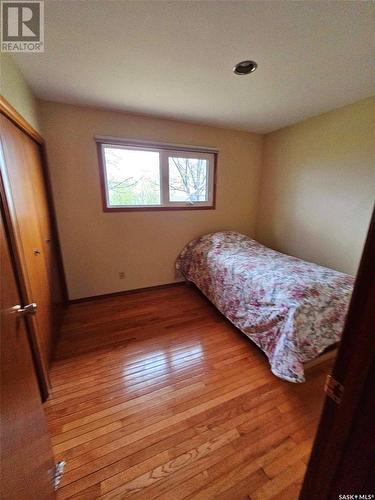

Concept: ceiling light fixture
[[233, 60, 258, 75]]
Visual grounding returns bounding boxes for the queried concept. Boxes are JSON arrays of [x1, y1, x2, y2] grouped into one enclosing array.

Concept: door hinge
[[325, 375, 344, 404], [53, 461, 65, 490]]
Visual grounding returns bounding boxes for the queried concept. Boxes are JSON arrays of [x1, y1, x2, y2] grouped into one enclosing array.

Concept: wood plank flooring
[[46, 284, 333, 499]]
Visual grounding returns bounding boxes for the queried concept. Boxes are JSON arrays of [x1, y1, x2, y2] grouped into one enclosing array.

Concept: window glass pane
[[168, 157, 208, 202], [104, 147, 160, 206]]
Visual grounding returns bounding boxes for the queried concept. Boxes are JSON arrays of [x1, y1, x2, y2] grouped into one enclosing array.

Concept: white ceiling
[[13, 0, 375, 133]]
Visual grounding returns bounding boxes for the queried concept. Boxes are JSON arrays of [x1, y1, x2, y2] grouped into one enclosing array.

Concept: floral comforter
[[176, 231, 354, 382]]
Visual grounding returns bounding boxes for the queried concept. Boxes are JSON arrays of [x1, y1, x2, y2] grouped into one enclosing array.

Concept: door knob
[[33, 249, 41, 255], [13, 303, 38, 316]]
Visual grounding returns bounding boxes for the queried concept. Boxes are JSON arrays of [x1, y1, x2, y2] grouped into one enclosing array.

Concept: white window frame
[[97, 138, 217, 211]]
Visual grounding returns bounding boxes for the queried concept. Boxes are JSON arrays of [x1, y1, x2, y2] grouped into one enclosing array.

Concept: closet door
[[24, 134, 62, 329], [0, 114, 60, 391]]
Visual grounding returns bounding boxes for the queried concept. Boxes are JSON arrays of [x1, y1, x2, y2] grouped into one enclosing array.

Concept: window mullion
[[160, 150, 169, 206]]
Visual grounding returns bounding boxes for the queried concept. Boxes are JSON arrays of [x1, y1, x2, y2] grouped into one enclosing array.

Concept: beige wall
[[39, 101, 263, 299], [0, 54, 41, 133], [256, 97, 375, 276]]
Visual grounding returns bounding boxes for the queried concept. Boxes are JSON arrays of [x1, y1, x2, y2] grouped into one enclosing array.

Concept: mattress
[[176, 231, 354, 382]]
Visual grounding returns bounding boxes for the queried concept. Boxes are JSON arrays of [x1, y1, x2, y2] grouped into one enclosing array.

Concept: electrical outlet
[[119, 272, 125, 279]]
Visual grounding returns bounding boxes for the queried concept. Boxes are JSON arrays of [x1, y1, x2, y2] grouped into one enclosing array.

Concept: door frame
[[0, 97, 68, 399], [300, 203, 375, 498]]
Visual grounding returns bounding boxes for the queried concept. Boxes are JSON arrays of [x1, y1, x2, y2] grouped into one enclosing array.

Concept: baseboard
[[68, 281, 186, 304]]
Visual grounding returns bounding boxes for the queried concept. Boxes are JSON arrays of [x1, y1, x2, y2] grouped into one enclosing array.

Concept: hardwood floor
[[45, 284, 333, 499]]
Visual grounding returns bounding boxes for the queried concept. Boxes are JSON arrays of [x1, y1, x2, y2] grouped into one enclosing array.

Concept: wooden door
[[300, 205, 375, 498], [0, 114, 59, 392], [24, 135, 63, 331], [0, 205, 55, 499]]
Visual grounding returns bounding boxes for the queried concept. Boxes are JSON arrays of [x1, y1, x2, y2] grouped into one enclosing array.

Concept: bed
[[176, 231, 354, 382]]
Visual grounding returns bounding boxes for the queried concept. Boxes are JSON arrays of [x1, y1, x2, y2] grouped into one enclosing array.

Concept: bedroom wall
[[0, 55, 41, 133], [256, 96, 375, 276], [39, 100, 263, 300]]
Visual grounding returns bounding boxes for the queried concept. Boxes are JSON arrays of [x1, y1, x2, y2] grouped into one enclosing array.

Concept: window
[[97, 139, 217, 211]]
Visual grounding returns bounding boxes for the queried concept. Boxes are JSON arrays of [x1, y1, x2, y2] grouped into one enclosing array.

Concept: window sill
[[103, 205, 216, 212]]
